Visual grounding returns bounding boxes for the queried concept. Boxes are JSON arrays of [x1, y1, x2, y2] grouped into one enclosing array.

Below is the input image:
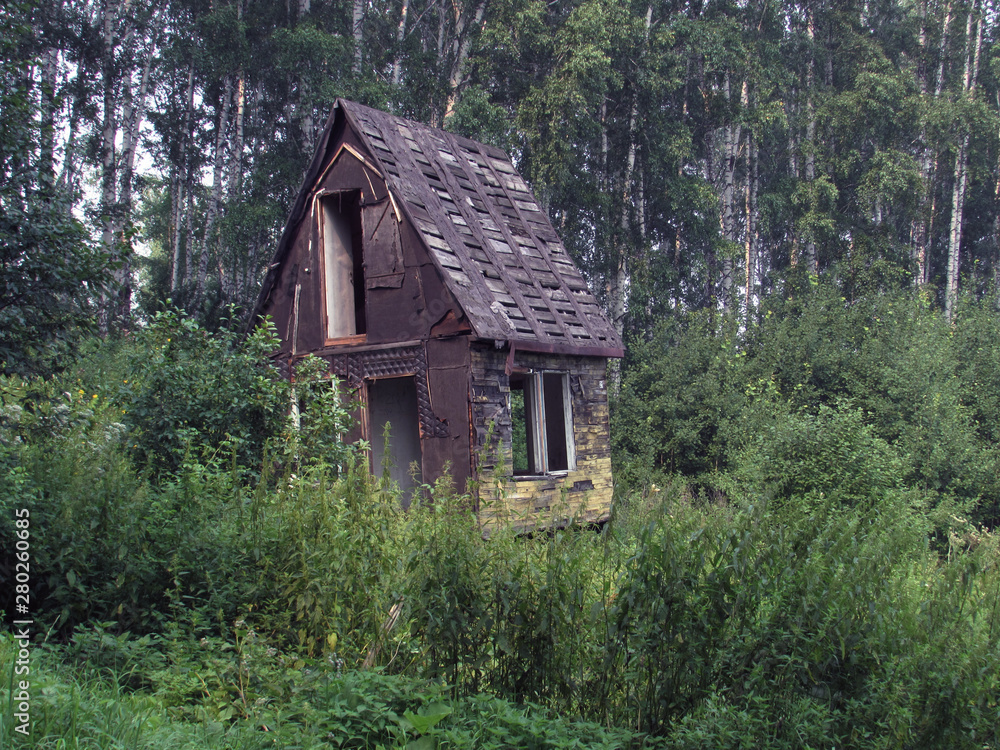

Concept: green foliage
[[1, 370, 258, 633], [286, 353, 361, 471], [617, 281, 1000, 525], [613, 310, 743, 486], [403, 487, 495, 692], [599, 487, 1000, 746], [6, 295, 1000, 749], [120, 309, 287, 477], [731, 400, 905, 508], [259, 458, 401, 659], [0, 319, 293, 635], [1, 634, 638, 749], [0, 4, 112, 375]]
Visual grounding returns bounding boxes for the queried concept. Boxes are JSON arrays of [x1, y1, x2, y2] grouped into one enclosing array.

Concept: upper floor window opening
[[321, 190, 366, 339]]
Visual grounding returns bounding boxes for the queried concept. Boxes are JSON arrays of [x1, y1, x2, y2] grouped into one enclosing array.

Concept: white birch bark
[[946, 1, 982, 322], [803, 4, 818, 275], [444, 0, 489, 122], [391, 0, 410, 87], [607, 4, 651, 392], [915, 0, 952, 287], [352, 0, 364, 75], [171, 64, 196, 295]]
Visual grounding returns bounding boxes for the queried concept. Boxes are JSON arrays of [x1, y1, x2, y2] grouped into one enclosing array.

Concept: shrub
[[119, 309, 287, 478]]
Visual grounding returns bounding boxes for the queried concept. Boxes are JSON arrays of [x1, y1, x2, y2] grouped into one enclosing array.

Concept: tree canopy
[[4, 0, 1000, 355]]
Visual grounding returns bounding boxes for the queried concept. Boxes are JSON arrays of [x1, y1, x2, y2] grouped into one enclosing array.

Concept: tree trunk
[[718, 75, 745, 312], [113, 45, 155, 324], [803, 3, 818, 275], [38, 46, 58, 187], [171, 64, 196, 295], [352, 0, 364, 75], [946, 2, 982, 322], [444, 0, 489, 122], [219, 63, 246, 303], [914, 0, 952, 287], [745, 131, 758, 325], [391, 0, 410, 87], [607, 4, 651, 393], [99, 0, 122, 329]]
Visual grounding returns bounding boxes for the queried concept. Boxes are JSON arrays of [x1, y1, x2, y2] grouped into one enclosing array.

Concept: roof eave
[[490, 337, 624, 359]]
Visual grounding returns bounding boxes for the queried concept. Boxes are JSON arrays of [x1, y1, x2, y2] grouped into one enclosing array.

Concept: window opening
[[321, 191, 366, 338], [510, 372, 574, 475]]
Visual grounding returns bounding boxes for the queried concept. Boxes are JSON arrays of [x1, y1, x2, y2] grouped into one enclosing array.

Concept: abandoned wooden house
[[250, 99, 623, 526]]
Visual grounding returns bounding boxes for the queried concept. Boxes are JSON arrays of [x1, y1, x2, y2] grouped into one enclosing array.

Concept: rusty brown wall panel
[[366, 269, 424, 343], [295, 222, 326, 352], [291, 139, 468, 348], [426, 336, 471, 368], [421, 437, 472, 496], [319, 157, 386, 203], [426, 338, 473, 488]]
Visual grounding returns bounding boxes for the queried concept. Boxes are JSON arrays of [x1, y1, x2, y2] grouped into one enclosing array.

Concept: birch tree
[[945, 0, 982, 321]]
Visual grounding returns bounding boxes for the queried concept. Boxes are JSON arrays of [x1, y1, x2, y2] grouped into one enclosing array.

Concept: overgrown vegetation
[[3, 286, 1000, 747], [615, 283, 1000, 528]]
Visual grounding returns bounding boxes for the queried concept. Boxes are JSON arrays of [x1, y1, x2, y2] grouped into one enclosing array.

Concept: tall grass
[[4, 328, 1000, 747]]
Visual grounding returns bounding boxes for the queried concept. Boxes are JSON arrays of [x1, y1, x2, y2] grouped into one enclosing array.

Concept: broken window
[[510, 372, 575, 475], [321, 191, 366, 339]]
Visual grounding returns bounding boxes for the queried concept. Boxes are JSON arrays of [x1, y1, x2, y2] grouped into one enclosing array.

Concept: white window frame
[[512, 371, 575, 475]]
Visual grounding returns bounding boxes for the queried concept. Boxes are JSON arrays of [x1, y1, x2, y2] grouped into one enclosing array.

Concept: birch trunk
[[745, 132, 759, 325], [352, 0, 364, 75], [718, 75, 745, 312], [803, 4, 818, 275], [298, 0, 314, 151], [100, 0, 120, 257], [171, 64, 196, 294], [391, 0, 410, 87], [914, 0, 952, 287], [444, 0, 489, 122], [945, 2, 982, 322], [113, 46, 155, 323], [607, 4, 652, 393], [38, 45, 58, 187], [219, 64, 246, 302], [99, 0, 123, 329]]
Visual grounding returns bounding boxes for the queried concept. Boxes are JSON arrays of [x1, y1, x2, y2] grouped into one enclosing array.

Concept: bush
[[591, 484, 1000, 745], [120, 309, 287, 478]]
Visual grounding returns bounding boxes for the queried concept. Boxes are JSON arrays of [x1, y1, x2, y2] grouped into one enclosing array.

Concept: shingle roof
[[255, 99, 623, 357]]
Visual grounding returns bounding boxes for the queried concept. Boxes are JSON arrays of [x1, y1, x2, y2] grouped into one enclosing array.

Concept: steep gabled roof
[[253, 99, 623, 357]]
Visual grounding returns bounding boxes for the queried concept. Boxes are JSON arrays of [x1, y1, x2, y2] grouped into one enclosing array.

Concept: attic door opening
[[367, 376, 422, 507], [321, 191, 366, 339]]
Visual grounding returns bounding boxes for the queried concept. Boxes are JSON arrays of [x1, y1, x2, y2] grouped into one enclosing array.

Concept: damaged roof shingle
[[253, 99, 623, 357]]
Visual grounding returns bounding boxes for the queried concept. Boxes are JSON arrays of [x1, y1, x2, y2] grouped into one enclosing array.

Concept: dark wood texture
[[252, 100, 617, 525], [253, 99, 623, 357]]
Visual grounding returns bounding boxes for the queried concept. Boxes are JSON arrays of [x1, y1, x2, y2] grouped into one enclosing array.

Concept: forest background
[[3, 0, 1000, 747], [5, 0, 1000, 351]]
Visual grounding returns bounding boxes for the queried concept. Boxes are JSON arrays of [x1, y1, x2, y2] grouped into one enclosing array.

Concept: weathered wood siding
[[254, 101, 619, 527], [470, 345, 614, 529], [303, 338, 473, 493], [258, 121, 471, 356]]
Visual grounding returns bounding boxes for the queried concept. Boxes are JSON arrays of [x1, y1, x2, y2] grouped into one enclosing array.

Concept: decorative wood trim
[[323, 333, 368, 347], [323, 344, 450, 438]]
